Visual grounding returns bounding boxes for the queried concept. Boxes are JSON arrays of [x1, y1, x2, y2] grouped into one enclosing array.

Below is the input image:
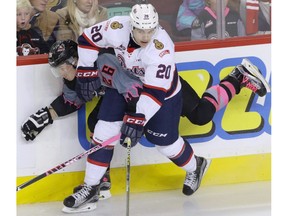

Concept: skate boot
[[228, 58, 270, 97], [73, 169, 111, 200], [62, 183, 100, 213], [183, 156, 208, 196], [98, 168, 112, 200]]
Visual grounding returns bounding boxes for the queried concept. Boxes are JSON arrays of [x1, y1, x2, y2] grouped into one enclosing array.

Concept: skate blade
[[99, 190, 112, 200], [203, 159, 212, 176], [62, 202, 97, 214], [241, 58, 271, 93]]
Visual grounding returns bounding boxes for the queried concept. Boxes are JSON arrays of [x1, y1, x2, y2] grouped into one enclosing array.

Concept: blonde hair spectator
[[17, 0, 49, 55], [56, 0, 108, 41], [17, 0, 33, 12], [17, 0, 33, 31]]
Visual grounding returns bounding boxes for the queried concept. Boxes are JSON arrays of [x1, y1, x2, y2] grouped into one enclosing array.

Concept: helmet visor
[[49, 56, 75, 78]]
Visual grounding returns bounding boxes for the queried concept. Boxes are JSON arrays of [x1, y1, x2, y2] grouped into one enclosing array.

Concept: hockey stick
[[125, 138, 132, 216], [16, 133, 121, 192]]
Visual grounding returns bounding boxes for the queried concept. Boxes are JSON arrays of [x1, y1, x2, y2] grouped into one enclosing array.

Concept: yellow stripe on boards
[[17, 153, 271, 204]]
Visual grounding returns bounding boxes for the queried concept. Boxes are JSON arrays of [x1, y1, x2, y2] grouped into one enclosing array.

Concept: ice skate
[[182, 156, 208, 196], [228, 58, 270, 97], [73, 169, 112, 200], [62, 183, 99, 213]]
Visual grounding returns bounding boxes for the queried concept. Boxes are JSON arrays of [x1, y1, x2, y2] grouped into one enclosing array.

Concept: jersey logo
[[153, 39, 164, 50], [110, 21, 123, 29], [159, 50, 170, 58], [76, 70, 98, 78]]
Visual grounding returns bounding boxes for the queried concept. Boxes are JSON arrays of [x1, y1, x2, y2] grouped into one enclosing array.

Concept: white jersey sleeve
[[77, 16, 131, 70], [136, 27, 181, 123], [76, 16, 143, 99]]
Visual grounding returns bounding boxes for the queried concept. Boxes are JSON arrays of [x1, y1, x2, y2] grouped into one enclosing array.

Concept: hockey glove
[[75, 77, 102, 102], [120, 113, 145, 148], [21, 107, 53, 141]]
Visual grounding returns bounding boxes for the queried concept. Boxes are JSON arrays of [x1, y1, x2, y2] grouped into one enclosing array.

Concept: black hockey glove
[[75, 77, 102, 102], [21, 107, 53, 141], [120, 113, 145, 148]]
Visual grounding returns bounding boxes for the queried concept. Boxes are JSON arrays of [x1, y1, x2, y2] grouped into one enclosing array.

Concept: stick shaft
[[16, 133, 120, 191], [125, 138, 132, 216]]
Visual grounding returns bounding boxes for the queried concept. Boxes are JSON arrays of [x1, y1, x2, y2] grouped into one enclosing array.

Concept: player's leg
[[73, 166, 112, 201], [144, 91, 208, 196], [62, 89, 126, 213], [181, 58, 270, 126], [62, 120, 121, 213], [85, 96, 112, 200], [224, 58, 270, 96]]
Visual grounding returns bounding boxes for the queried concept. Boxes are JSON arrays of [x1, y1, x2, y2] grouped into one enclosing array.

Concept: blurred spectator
[[47, 0, 67, 12], [17, 0, 49, 55], [56, 0, 108, 42], [29, 0, 60, 48], [239, 0, 271, 35], [228, 0, 240, 12], [258, 0, 270, 34], [176, 0, 205, 37], [191, 0, 245, 40]]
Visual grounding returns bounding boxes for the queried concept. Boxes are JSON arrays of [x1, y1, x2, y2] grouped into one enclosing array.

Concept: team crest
[[110, 21, 123, 29], [153, 39, 164, 50]]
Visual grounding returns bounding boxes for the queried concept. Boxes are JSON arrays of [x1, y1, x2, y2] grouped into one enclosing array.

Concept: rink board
[[17, 40, 271, 205], [17, 153, 271, 204]]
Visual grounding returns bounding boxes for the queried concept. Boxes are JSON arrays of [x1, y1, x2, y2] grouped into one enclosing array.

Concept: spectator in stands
[[17, 0, 49, 55], [176, 0, 205, 37], [228, 0, 240, 12], [258, 0, 270, 34], [56, 0, 108, 42], [29, 0, 60, 48], [48, 0, 68, 12], [191, 0, 245, 40], [238, 0, 271, 35]]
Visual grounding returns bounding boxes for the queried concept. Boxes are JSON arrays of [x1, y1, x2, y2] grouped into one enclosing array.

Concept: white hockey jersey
[[77, 16, 181, 122]]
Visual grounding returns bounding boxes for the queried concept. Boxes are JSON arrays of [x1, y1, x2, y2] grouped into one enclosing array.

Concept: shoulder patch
[[153, 39, 164, 50], [110, 21, 123, 29]]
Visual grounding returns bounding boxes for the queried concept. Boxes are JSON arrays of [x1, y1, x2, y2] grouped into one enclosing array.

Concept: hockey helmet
[[48, 40, 78, 68], [130, 4, 159, 29]]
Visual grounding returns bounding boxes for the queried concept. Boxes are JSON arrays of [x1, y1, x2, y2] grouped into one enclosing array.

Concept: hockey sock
[[157, 137, 197, 172], [202, 80, 237, 112], [84, 162, 108, 186]]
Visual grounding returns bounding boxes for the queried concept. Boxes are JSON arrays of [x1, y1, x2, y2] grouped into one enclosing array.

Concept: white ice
[[17, 181, 271, 216]]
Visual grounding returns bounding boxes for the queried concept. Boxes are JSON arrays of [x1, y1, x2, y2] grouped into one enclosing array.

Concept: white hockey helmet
[[130, 4, 159, 29]]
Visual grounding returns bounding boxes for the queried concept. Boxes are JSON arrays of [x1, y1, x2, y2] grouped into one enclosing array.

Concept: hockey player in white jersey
[[60, 3, 270, 213], [62, 4, 208, 213]]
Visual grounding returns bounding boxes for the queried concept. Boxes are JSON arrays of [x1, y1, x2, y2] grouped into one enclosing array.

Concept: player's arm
[[75, 26, 105, 102], [137, 55, 177, 122], [21, 79, 85, 141], [21, 106, 53, 141], [120, 62, 175, 148], [53, 79, 85, 116], [119, 81, 167, 148]]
